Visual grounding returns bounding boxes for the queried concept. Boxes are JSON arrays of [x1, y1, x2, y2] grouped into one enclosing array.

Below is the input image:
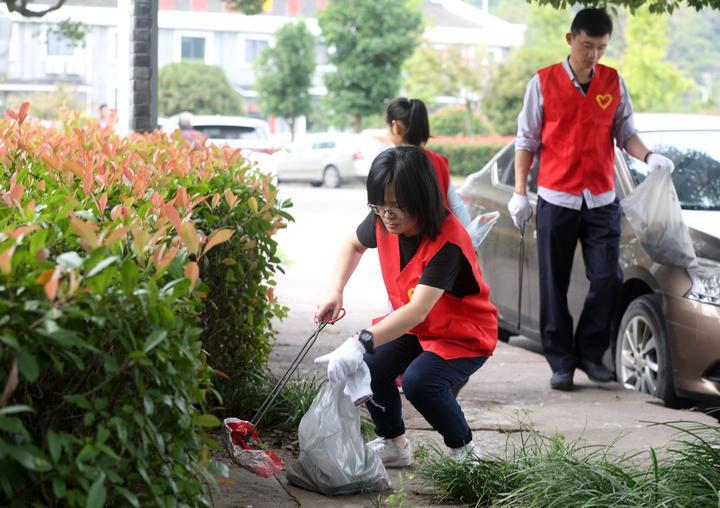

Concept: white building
[[0, 0, 525, 132]]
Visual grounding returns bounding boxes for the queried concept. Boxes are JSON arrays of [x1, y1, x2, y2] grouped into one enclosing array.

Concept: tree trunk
[[289, 117, 295, 142], [465, 101, 474, 136], [129, 0, 158, 133], [353, 113, 362, 133]]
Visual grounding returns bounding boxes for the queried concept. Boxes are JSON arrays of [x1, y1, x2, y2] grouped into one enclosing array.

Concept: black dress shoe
[[579, 360, 615, 383], [550, 371, 574, 390]]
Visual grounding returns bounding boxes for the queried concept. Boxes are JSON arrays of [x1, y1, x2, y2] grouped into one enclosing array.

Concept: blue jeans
[[363, 334, 487, 448]]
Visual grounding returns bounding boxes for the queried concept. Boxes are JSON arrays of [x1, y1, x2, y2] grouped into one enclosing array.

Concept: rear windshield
[[194, 125, 266, 140]]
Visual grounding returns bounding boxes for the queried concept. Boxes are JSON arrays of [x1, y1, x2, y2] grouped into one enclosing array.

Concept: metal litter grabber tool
[[223, 309, 346, 478], [517, 222, 525, 332]]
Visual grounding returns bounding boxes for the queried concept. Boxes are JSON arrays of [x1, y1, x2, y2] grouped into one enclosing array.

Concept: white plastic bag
[[467, 211, 500, 248], [286, 382, 391, 495], [621, 166, 696, 268]]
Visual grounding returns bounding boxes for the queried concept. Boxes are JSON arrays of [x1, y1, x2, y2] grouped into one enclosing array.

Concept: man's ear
[[565, 32, 573, 46]]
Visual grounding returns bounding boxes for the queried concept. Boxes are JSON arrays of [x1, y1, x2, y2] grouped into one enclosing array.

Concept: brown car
[[460, 113, 720, 407]]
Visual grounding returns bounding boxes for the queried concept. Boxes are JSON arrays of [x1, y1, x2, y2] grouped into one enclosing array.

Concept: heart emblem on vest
[[596, 94, 613, 110]]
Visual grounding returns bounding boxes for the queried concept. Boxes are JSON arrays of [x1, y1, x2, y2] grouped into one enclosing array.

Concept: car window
[[194, 125, 265, 140], [312, 140, 336, 149], [496, 144, 515, 187], [495, 144, 540, 194], [624, 130, 720, 211]]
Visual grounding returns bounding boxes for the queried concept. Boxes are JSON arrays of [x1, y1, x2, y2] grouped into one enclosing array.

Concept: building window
[[181, 36, 206, 60], [47, 29, 76, 56], [244, 39, 269, 64]]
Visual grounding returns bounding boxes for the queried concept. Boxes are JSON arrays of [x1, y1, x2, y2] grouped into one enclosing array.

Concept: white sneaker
[[448, 441, 480, 462], [367, 438, 413, 467]]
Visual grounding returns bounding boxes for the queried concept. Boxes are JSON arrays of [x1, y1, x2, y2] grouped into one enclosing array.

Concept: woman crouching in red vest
[[314, 145, 497, 467]]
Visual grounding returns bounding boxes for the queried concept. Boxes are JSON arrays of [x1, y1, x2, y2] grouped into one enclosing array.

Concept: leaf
[[202, 229, 235, 258], [47, 430, 62, 462], [86, 474, 107, 508], [18, 101, 30, 125], [17, 350, 39, 382], [57, 251, 84, 270], [115, 487, 139, 508], [43, 267, 61, 301], [86, 256, 119, 278], [248, 196, 259, 214], [184, 261, 199, 290], [178, 222, 200, 255], [52, 477, 66, 498], [143, 329, 167, 353], [0, 404, 34, 416], [69, 217, 99, 250], [194, 413, 222, 428], [0, 246, 15, 274]]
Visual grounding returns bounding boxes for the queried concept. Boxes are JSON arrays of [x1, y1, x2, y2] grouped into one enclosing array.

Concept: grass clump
[[415, 420, 720, 507]]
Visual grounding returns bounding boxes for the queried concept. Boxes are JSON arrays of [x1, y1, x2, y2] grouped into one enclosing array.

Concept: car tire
[[615, 294, 683, 408], [322, 165, 342, 188], [498, 327, 513, 343]]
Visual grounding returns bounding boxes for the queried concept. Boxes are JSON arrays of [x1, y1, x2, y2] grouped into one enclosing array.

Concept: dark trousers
[[363, 334, 487, 449], [536, 197, 623, 374]]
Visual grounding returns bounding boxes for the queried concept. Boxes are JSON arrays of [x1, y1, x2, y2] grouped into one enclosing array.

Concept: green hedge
[[430, 106, 492, 136], [0, 106, 290, 506], [427, 136, 512, 177]]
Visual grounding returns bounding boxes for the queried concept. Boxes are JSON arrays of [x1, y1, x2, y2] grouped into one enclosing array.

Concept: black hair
[[99, 103, 108, 110], [367, 145, 447, 239], [385, 97, 430, 146], [571, 8, 613, 37]]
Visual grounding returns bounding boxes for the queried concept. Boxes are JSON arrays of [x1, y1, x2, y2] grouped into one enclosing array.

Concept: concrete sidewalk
[[215, 186, 717, 507]]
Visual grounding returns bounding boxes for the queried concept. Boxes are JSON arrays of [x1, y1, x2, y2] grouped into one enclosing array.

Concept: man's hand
[[314, 335, 365, 383], [507, 192, 533, 229], [646, 153, 675, 173]]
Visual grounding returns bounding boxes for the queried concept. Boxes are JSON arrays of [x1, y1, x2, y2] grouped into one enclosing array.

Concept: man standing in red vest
[[508, 8, 674, 390]]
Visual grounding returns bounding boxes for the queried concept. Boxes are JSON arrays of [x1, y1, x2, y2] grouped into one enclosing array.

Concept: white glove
[[344, 362, 372, 406], [314, 335, 365, 383], [507, 192, 532, 229], [646, 153, 674, 173]]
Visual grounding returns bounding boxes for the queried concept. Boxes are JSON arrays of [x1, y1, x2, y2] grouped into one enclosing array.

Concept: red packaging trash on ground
[[223, 417, 284, 478]]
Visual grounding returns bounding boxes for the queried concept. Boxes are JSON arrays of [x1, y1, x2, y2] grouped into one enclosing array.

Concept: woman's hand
[[315, 289, 343, 323], [314, 335, 365, 383]]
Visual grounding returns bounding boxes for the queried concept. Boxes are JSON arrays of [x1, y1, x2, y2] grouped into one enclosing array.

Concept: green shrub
[[427, 135, 512, 177], [430, 105, 491, 136], [0, 105, 290, 506]]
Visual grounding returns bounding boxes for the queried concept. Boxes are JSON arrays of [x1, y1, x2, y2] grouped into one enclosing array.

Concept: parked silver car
[[269, 133, 386, 188], [460, 113, 720, 407]]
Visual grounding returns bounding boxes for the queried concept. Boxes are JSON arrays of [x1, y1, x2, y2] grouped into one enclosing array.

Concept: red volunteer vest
[[373, 213, 498, 360], [537, 63, 620, 195], [422, 148, 450, 207]]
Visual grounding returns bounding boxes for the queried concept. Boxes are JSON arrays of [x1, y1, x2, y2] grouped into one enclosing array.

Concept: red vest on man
[[537, 63, 620, 195], [373, 214, 497, 360], [422, 148, 450, 207]]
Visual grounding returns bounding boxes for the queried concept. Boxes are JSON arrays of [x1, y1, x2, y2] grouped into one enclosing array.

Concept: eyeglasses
[[369, 204, 407, 219]]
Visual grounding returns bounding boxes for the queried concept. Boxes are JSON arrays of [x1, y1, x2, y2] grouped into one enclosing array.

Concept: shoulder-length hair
[[367, 145, 447, 239]]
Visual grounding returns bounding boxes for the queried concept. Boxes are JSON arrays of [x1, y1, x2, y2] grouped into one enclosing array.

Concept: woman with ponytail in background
[[385, 97, 471, 226]]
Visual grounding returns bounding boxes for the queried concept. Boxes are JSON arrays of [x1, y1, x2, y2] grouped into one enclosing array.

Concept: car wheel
[[615, 295, 682, 408], [322, 165, 342, 188], [498, 327, 513, 343]]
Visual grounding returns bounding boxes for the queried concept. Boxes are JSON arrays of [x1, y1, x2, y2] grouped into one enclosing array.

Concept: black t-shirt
[[356, 212, 478, 297]]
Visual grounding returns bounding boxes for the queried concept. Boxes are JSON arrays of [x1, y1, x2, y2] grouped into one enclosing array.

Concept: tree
[[534, 0, 720, 14], [318, 0, 422, 132], [608, 7, 692, 111], [403, 42, 492, 135], [158, 61, 244, 117], [482, 5, 571, 134], [254, 21, 316, 140]]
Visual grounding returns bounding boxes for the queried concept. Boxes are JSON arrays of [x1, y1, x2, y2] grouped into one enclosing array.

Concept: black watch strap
[[358, 329, 375, 354]]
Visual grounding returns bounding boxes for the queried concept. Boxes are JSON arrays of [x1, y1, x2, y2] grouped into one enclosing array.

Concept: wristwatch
[[358, 329, 375, 354]]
